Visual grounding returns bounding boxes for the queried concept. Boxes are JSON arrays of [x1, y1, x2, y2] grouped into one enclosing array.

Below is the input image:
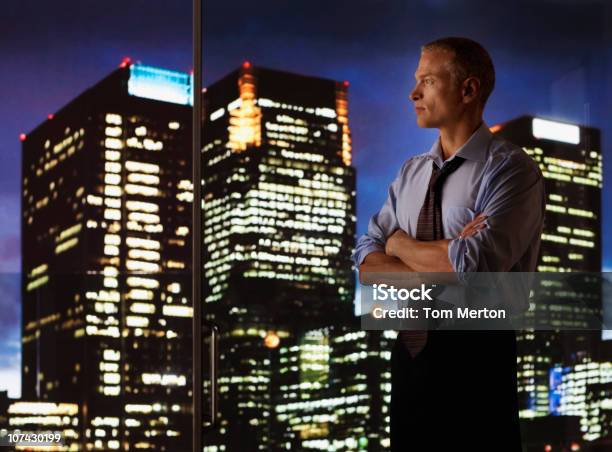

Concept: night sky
[[1, 0, 611, 397]]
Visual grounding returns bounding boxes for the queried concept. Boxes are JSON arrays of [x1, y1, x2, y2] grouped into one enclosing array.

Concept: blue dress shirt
[[352, 122, 545, 277]]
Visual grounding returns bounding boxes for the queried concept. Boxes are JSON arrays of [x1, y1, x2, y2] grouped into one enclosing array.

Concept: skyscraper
[[200, 64, 363, 449], [493, 116, 601, 273], [201, 63, 356, 315], [492, 116, 603, 425], [20, 61, 193, 450]]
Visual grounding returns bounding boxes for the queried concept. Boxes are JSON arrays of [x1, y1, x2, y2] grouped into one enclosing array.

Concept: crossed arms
[[355, 153, 545, 286], [358, 215, 486, 285]]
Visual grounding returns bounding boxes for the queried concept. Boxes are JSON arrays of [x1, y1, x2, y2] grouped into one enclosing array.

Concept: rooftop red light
[[119, 57, 132, 68], [19, 133, 26, 142], [242, 60, 251, 69], [47, 113, 54, 120], [343, 80, 350, 87]]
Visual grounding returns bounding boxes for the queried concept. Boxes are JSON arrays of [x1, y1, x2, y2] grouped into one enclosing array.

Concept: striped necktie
[[399, 156, 466, 357]]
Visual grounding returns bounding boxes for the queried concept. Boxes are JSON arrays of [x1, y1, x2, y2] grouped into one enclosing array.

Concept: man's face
[[410, 49, 463, 129]]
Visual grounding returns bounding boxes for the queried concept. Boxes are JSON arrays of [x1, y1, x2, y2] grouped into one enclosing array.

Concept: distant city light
[[532, 117, 580, 145], [19, 133, 26, 141], [127, 64, 193, 106], [264, 332, 280, 349], [243, 60, 251, 69], [119, 56, 132, 68], [47, 113, 54, 119], [8, 402, 79, 415]]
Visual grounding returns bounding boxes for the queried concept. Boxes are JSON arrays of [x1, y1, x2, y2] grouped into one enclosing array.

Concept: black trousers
[[390, 329, 522, 452]]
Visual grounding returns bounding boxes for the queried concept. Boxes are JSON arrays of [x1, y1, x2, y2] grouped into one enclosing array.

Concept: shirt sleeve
[[351, 160, 409, 267], [447, 151, 545, 277]]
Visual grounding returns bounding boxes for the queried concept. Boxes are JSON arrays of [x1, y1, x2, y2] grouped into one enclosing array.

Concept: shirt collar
[[427, 122, 492, 166]]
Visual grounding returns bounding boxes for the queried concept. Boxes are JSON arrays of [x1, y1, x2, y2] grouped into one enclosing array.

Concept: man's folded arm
[[442, 153, 545, 312], [358, 252, 414, 285], [447, 153, 545, 277], [352, 160, 415, 282]]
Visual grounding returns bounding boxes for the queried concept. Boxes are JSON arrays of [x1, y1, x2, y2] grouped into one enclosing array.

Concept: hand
[[385, 229, 410, 257], [458, 213, 488, 240]]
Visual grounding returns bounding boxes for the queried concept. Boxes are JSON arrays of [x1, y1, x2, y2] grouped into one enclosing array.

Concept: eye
[[424, 78, 434, 86]]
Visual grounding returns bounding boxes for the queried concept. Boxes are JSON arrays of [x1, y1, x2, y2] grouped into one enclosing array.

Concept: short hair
[[422, 37, 495, 107]]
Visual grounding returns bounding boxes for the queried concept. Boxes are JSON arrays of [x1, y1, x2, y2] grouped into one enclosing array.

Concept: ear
[[461, 77, 481, 104]]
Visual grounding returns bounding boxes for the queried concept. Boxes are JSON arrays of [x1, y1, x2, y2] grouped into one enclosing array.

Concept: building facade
[[493, 116, 601, 274], [493, 116, 604, 431], [20, 62, 193, 450], [200, 64, 389, 450], [201, 63, 355, 314]]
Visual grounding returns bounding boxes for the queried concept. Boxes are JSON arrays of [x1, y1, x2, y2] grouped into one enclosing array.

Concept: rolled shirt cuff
[[352, 243, 385, 267]]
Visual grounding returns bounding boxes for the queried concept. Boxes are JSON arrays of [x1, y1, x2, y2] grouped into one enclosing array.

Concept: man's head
[[410, 37, 495, 129]]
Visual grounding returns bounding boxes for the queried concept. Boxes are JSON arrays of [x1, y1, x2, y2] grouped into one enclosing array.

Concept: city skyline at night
[[7, 61, 396, 451], [3, 59, 610, 449], [1, 3, 612, 450]]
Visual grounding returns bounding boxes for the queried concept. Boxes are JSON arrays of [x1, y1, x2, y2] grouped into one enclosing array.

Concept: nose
[[410, 83, 422, 102]]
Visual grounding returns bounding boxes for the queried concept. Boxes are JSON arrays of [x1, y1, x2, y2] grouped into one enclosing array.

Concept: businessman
[[353, 37, 545, 450]]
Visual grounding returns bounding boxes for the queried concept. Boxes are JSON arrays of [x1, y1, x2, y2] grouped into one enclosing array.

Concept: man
[[353, 37, 545, 450]]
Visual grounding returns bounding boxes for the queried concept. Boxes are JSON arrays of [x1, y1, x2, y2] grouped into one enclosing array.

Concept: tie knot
[[432, 156, 466, 191]]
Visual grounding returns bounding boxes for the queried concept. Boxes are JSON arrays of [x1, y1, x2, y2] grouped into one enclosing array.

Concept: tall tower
[[200, 64, 358, 449], [20, 61, 193, 450], [492, 116, 602, 421], [202, 63, 356, 316], [493, 116, 601, 273]]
